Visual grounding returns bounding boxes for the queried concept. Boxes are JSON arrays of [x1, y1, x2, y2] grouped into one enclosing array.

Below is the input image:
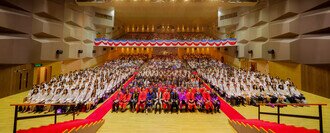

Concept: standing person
[[170, 89, 179, 113]]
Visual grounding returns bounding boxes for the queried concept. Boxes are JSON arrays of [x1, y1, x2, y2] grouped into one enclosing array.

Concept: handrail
[[257, 104, 326, 133], [11, 103, 77, 133], [257, 103, 327, 106]]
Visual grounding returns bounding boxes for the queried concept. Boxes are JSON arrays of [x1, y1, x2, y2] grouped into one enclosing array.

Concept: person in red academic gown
[[119, 89, 131, 112], [203, 90, 214, 113], [136, 88, 147, 112], [162, 89, 171, 113], [186, 88, 197, 112]]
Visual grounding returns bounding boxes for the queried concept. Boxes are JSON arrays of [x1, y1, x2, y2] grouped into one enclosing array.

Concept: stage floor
[[98, 111, 235, 133]]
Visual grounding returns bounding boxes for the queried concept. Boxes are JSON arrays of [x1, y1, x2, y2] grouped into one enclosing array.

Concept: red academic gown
[[162, 91, 170, 109], [119, 92, 131, 109], [136, 90, 147, 111], [186, 92, 196, 110], [202, 91, 213, 110]]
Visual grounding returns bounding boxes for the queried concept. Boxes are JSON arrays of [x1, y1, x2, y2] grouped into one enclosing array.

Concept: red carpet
[[233, 119, 319, 133], [17, 73, 138, 133], [202, 82, 246, 120]]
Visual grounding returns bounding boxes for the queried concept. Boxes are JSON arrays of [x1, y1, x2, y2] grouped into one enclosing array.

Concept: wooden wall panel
[[301, 64, 330, 98], [268, 61, 302, 90], [0, 64, 34, 98]]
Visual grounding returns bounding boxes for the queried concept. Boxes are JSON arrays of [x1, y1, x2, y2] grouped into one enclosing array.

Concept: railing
[[10, 103, 76, 133], [257, 103, 327, 133]]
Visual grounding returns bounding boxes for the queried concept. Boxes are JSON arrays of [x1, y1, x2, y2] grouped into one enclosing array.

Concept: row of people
[[185, 54, 306, 106], [22, 55, 146, 113], [112, 86, 221, 114]]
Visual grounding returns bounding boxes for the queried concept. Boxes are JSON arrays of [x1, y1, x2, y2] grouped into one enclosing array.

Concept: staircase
[[229, 119, 319, 133]]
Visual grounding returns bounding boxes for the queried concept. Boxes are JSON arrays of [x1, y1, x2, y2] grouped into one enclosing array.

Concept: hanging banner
[[94, 38, 237, 47]]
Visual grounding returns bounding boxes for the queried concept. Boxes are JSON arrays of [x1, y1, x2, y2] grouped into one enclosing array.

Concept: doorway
[[250, 62, 257, 72], [36, 66, 52, 84]]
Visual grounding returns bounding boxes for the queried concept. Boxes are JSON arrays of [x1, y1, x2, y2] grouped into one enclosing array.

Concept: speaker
[[92, 50, 96, 53], [56, 50, 63, 55], [248, 50, 253, 54], [103, 48, 107, 51], [78, 50, 83, 54], [268, 49, 275, 54], [224, 47, 228, 51]]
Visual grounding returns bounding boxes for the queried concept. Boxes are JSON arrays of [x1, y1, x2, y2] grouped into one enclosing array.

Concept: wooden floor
[[0, 91, 329, 133], [98, 111, 235, 133]]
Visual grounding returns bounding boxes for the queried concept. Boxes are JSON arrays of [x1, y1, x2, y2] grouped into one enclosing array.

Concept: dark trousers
[[130, 99, 137, 111], [171, 101, 179, 112]]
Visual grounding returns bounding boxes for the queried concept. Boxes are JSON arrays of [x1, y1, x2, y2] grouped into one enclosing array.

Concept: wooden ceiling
[[78, 0, 257, 27]]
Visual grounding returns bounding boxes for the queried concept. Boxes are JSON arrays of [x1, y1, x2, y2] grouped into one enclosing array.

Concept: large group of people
[[22, 55, 146, 113], [111, 55, 221, 114], [185, 54, 307, 106], [23, 53, 307, 115]]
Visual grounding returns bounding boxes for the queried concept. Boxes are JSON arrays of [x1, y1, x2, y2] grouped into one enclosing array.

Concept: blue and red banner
[[94, 38, 237, 47]]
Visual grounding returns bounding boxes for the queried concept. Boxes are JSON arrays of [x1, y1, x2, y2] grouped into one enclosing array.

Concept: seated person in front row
[[129, 88, 139, 112], [119, 89, 131, 112], [136, 88, 147, 113], [210, 90, 221, 113], [146, 88, 156, 113], [154, 88, 162, 114], [112, 89, 121, 113], [202, 90, 214, 113], [170, 89, 179, 113], [162, 89, 171, 113], [195, 88, 204, 112], [186, 88, 197, 112], [179, 89, 187, 112]]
